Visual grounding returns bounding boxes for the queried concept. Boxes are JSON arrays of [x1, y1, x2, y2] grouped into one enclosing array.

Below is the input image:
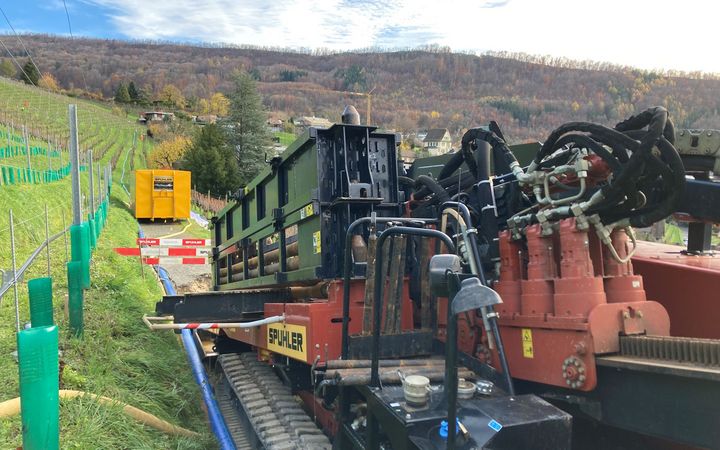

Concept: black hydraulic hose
[[599, 136, 685, 227], [551, 133, 623, 173], [398, 176, 416, 190], [599, 108, 669, 204], [437, 150, 466, 181], [415, 175, 450, 204], [535, 122, 638, 165], [340, 217, 437, 359], [370, 227, 455, 387]]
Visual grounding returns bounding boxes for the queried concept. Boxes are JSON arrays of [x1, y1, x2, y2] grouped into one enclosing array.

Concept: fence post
[[9, 210, 20, 332], [68, 105, 90, 289]]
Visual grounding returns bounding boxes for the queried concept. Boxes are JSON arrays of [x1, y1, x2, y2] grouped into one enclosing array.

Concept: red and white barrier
[[115, 247, 210, 257], [142, 257, 208, 265], [136, 238, 211, 247]]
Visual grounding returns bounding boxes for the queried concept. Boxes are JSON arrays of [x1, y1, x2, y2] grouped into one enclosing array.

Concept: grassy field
[[0, 80, 213, 449]]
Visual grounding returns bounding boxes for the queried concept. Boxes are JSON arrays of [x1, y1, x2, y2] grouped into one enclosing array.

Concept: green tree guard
[[88, 214, 97, 250], [67, 261, 84, 336], [17, 325, 59, 450], [28, 277, 53, 327]]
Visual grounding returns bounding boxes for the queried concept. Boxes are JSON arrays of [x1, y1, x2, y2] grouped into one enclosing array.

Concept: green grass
[[0, 79, 215, 449], [273, 131, 296, 146], [0, 181, 215, 450]]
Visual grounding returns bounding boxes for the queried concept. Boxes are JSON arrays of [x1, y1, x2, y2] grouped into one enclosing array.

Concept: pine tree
[[128, 81, 140, 103], [227, 70, 270, 184], [20, 60, 39, 85], [184, 124, 239, 196], [114, 82, 131, 103]]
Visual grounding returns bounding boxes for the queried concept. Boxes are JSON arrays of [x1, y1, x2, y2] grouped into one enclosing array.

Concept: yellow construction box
[[134, 169, 191, 220]]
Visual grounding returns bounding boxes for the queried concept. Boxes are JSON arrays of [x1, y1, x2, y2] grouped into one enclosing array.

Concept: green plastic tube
[[80, 223, 91, 288], [17, 325, 59, 450], [28, 278, 53, 328], [67, 261, 84, 336], [88, 216, 97, 250]]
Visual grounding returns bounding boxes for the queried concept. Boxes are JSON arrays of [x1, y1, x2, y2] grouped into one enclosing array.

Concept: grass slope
[[0, 80, 214, 448], [0, 178, 215, 449]]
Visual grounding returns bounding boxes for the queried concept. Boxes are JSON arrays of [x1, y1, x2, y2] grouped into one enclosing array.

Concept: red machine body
[[222, 279, 414, 365], [490, 219, 670, 391]]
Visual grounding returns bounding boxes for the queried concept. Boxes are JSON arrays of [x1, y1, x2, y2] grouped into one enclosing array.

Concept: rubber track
[[215, 375, 253, 449], [219, 353, 332, 449]]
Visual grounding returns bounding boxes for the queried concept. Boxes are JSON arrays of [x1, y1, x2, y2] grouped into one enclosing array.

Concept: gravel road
[[140, 220, 211, 294]]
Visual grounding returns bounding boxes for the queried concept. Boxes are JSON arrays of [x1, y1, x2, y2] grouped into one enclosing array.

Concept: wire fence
[[191, 189, 227, 216], [0, 205, 70, 308]]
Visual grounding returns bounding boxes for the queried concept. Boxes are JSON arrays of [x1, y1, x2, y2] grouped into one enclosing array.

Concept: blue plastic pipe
[[141, 229, 235, 450]]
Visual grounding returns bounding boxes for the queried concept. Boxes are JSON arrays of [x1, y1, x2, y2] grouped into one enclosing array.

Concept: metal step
[[218, 353, 332, 450]]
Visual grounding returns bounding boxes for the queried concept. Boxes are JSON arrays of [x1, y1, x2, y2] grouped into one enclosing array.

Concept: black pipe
[[341, 217, 437, 359], [371, 227, 455, 387]]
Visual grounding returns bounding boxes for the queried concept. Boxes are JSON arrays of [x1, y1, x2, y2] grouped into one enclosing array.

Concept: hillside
[[0, 79, 211, 448], [7, 34, 720, 143]]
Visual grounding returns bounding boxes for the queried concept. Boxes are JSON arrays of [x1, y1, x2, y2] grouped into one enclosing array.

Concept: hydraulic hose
[[414, 175, 450, 204]]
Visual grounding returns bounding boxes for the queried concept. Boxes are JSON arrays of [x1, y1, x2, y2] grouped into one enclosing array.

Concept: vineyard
[[0, 78, 211, 448]]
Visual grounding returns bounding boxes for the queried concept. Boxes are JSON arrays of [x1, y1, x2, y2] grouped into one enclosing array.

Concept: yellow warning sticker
[[267, 322, 307, 361], [312, 231, 322, 254], [521, 328, 534, 358], [300, 203, 314, 219]]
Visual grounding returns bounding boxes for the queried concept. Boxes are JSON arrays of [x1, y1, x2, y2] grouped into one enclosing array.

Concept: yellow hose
[[157, 220, 192, 239], [0, 390, 199, 438]]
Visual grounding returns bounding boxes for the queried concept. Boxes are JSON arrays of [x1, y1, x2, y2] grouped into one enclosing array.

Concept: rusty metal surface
[[619, 335, 720, 367]]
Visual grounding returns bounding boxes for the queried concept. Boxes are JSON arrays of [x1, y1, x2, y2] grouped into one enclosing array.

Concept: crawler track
[[218, 353, 332, 449]]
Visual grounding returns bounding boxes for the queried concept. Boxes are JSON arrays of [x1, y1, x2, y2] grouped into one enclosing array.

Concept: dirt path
[[140, 220, 211, 294]]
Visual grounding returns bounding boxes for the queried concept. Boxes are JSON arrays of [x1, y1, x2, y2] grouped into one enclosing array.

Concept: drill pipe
[[219, 241, 299, 276]]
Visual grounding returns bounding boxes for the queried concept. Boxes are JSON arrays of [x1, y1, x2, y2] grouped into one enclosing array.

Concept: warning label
[[521, 328, 534, 358], [312, 231, 321, 254], [153, 176, 173, 191]]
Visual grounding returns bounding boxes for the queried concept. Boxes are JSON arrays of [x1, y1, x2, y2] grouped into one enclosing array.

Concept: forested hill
[[8, 34, 720, 143]]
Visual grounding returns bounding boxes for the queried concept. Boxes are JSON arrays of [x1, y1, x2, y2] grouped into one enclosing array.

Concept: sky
[[1, 0, 719, 73]]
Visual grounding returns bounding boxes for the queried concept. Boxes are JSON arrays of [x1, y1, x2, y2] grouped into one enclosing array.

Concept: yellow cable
[[156, 219, 191, 239], [0, 390, 199, 438]]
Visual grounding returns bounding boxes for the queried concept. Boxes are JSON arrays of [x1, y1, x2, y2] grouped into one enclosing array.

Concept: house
[[267, 118, 284, 132], [293, 116, 333, 130], [193, 114, 218, 125], [138, 111, 175, 124], [423, 128, 452, 155]]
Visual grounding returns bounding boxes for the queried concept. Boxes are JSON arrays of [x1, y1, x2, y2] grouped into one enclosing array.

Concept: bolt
[[579, 366, 585, 374], [566, 380, 571, 386], [575, 343, 587, 356], [579, 374, 586, 382], [637, 310, 644, 318], [623, 311, 630, 319]]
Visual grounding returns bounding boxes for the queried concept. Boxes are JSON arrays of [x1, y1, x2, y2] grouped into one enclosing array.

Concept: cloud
[[80, 0, 720, 73]]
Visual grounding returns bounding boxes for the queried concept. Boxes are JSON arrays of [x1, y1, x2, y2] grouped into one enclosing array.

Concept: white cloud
[[83, 0, 720, 73]]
